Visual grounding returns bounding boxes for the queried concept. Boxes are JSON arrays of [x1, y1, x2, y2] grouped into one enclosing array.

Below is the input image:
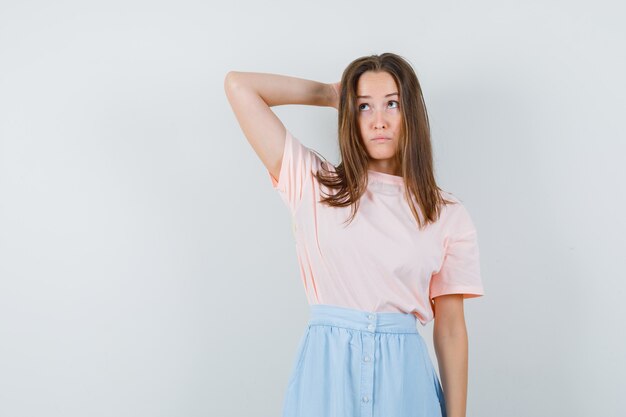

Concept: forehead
[[356, 71, 398, 98]]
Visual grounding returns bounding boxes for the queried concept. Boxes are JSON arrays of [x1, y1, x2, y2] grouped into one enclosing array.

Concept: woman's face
[[356, 70, 402, 175]]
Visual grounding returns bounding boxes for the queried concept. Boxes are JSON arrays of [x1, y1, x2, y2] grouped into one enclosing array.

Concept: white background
[[1, 1, 624, 416]]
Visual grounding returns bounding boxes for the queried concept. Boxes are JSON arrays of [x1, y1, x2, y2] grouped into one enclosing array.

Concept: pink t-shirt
[[268, 129, 484, 326]]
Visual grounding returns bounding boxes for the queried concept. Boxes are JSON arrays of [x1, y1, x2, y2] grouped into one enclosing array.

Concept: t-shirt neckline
[[367, 169, 404, 185]]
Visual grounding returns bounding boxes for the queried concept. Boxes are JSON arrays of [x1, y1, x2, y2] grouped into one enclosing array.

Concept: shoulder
[[437, 190, 477, 235], [289, 130, 332, 170]]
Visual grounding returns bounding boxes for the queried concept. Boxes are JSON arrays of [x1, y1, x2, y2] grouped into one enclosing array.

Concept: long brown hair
[[314, 52, 456, 230]]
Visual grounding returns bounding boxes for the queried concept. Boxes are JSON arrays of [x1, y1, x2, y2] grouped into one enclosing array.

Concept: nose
[[372, 109, 387, 130]]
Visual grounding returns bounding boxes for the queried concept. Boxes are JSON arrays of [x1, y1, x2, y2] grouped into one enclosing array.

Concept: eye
[[358, 103, 369, 111], [388, 100, 399, 109]]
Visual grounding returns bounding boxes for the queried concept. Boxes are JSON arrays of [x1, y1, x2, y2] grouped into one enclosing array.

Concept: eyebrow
[[356, 92, 399, 99]]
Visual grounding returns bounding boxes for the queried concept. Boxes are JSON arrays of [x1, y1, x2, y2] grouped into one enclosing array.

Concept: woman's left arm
[[433, 294, 469, 417]]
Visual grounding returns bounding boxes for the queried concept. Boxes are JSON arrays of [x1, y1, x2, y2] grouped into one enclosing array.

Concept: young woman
[[224, 52, 484, 417]]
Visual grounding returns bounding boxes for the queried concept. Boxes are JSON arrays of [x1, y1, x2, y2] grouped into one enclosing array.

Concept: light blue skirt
[[281, 303, 447, 417]]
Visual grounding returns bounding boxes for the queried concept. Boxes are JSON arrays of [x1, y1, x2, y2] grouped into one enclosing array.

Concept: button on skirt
[[281, 303, 447, 417]]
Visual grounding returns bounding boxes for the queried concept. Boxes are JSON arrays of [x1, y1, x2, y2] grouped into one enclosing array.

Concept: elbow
[[434, 320, 467, 340], [224, 71, 243, 91]]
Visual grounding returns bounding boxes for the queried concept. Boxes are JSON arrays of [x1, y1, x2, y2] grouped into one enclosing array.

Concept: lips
[[371, 136, 391, 141]]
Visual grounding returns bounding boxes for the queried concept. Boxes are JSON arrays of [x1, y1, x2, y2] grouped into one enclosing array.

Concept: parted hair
[[313, 52, 456, 230]]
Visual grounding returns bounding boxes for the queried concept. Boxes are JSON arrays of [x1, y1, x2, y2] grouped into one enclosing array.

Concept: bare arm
[[433, 294, 469, 417], [223, 71, 338, 181]]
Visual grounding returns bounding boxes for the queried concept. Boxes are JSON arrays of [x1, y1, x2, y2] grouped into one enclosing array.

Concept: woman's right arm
[[223, 71, 338, 181]]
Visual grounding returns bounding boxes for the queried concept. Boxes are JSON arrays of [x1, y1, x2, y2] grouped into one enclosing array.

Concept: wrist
[[322, 82, 339, 108]]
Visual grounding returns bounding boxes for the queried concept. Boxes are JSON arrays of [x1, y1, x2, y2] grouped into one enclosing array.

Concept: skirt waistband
[[308, 303, 419, 334]]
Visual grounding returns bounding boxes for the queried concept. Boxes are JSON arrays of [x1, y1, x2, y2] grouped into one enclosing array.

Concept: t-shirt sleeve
[[430, 202, 485, 300], [267, 128, 322, 214]]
